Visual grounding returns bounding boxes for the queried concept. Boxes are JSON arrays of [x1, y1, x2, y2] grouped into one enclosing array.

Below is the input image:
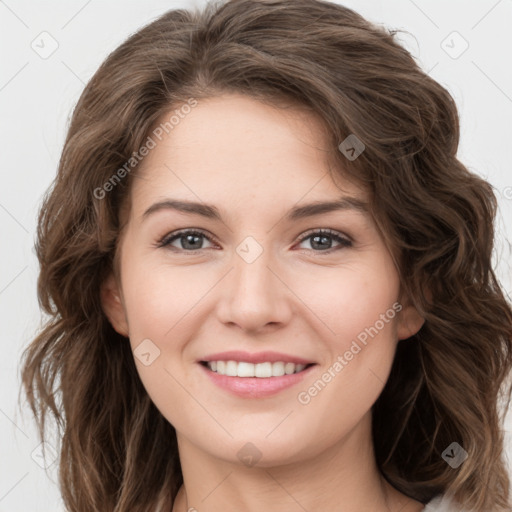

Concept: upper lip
[[199, 350, 315, 365]]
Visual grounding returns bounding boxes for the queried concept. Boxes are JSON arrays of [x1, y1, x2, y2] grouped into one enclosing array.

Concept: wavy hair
[[19, 0, 512, 510]]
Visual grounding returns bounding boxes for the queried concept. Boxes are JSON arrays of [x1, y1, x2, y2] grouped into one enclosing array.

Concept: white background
[[1, 0, 511, 510]]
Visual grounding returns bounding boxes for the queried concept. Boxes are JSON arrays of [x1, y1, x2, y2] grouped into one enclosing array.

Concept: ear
[[396, 297, 425, 341], [100, 272, 129, 337]]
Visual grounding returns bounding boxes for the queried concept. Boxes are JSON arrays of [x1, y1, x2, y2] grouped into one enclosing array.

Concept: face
[[101, 93, 423, 466]]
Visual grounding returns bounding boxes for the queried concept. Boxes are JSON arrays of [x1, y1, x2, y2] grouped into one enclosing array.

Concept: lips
[[197, 350, 317, 398], [199, 350, 315, 365]]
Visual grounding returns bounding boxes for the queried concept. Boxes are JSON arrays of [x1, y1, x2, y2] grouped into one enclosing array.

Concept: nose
[[216, 244, 293, 334]]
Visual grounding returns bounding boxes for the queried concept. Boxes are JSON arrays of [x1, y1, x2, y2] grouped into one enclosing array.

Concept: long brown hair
[[19, 1, 512, 510]]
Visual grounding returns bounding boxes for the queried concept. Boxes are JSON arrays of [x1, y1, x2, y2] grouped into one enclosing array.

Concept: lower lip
[[198, 363, 316, 398]]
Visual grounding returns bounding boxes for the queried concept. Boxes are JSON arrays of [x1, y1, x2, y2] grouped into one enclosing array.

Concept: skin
[[101, 93, 426, 512]]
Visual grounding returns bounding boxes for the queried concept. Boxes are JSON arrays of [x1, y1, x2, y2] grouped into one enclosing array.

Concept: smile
[[202, 360, 310, 377], [197, 351, 317, 398]]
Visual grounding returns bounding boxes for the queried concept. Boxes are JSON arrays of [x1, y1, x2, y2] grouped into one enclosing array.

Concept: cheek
[[290, 260, 401, 431], [291, 258, 401, 350], [119, 256, 210, 426], [122, 256, 213, 343]]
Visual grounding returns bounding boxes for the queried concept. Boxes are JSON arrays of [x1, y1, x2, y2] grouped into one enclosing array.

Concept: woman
[[20, 0, 512, 511]]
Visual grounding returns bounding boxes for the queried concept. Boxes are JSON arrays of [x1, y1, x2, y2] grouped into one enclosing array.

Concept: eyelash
[[156, 228, 352, 254]]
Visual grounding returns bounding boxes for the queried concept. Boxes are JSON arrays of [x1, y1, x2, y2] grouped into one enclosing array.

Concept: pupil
[[183, 234, 201, 249], [312, 235, 331, 250]]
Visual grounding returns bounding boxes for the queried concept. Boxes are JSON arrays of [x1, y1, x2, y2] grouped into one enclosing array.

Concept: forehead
[[129, 93, 364, 217]]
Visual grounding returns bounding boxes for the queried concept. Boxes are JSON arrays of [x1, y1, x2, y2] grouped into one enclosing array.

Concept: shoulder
[[423, 494, 471, 512]]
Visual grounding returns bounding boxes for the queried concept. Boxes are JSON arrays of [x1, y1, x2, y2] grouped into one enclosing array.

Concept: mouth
[[197, 351, 318, 398], [199, 360, 315, 377]]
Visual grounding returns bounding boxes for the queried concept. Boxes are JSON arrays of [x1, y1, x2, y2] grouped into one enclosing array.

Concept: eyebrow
[[141, 196, 368, 223]]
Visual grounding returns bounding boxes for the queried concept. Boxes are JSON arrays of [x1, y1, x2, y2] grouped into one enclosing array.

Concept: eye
[[295, 229, 352, 253], [156, 228, 352, 253], [158, 229, 217, 251]]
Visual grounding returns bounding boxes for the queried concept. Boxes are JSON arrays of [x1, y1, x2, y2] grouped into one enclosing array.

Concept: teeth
[[226, 360, 238, 376], [255, 362, 271, 378], [272, 362, 285, 377], [284, 362, 295, 375], [237, 362, 255, 377], [206, 360, 308, 377]]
